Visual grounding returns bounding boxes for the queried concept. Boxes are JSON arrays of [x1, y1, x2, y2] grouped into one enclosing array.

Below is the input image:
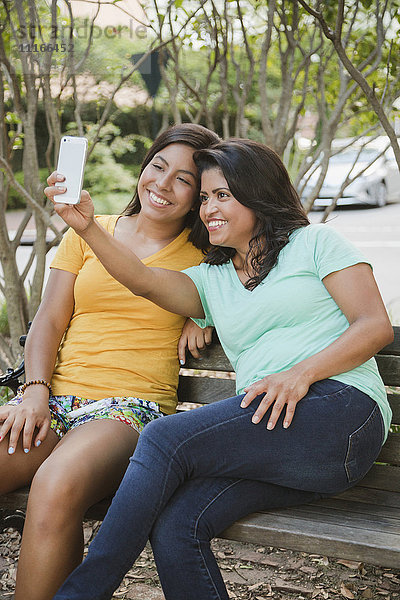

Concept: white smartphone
[[55, 136, 88, 204]]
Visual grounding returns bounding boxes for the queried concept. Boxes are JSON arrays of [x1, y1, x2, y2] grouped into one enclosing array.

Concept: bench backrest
[[178, 326, 400, 494]]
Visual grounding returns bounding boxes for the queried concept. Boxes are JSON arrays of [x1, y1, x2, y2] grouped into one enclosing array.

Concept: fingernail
[[267, 422, 273, 430], [179, 360, 185, 365], [24, 448, 29, 454], [35, 440, 41, 447], [57, 186, 66, 191], [252, 415, 260, 424], [240, 401, 246, 408], [56, 174, 64, 181], [283, 421, 289, 429], [8, 447, 15, 455]]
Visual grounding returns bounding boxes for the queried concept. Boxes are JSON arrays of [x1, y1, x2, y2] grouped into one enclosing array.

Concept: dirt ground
[[1, 522, 399, 599]]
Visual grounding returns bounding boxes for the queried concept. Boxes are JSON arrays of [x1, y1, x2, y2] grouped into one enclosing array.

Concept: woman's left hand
[[240, 367, 312, 430]]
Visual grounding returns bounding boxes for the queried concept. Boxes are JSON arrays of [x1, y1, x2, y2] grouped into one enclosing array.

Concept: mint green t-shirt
[[183, 224, 391, 440]]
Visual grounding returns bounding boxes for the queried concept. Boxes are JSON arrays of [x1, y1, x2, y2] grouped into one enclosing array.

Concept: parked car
[[301, 145, 400, 208]]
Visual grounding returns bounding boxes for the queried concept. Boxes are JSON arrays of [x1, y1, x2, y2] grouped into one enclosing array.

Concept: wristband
[[18, 379, 52, 397]]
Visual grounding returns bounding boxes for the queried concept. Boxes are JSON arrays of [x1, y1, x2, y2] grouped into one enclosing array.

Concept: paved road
[[6, 202, 400, 322], [309, 202, 400, 322]]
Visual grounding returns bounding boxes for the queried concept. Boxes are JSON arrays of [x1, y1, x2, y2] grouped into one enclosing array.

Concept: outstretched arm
[[45, 173, 205, 319]]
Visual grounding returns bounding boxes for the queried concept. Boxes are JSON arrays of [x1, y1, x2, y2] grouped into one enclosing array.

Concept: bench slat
[[0, 487, 112, 522], [376, 354, 400, 387], [183, 354, 400, 386], [179, 377, 400, 417], [378, 327, 400, 356], [183, 329, 400, 368], [178, 376, 236, 404], [183, 328, 400, 374], [356, 463, 400, 492], [0, 488, 29, 512], [220, 510, 400, 568], [3, 487, 400, 569], [316, 496, 400, 519], [376, 432, 400, 465], [336, 486, 400, 508], [283, 503, 400, 532], [184, 345, 233, 372], [388, 393, 400, 425]]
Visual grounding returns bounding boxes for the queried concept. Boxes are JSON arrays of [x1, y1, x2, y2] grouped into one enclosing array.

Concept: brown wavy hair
[[122, 123, 220, 250], [193, 139, 310, 290]]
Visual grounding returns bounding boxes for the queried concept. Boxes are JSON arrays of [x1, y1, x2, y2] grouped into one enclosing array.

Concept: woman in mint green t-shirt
[[51, 139, 393, 600]]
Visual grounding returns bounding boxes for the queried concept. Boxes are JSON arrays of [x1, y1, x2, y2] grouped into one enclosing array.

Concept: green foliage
[[5, 111, 23, 151], [0, 300, 10, 337], [0, 387, 13, 406], [85, 154, 136, 215], [321, 0, 339, 27], [6, 168, 49, 210]]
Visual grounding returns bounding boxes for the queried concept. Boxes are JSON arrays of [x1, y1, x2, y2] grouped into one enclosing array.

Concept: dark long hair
[[193, 139, 310, 290], [122, 123, 220, 250]]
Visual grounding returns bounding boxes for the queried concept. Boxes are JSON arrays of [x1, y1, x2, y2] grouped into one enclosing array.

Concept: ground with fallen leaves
[[1, 522, 399, 599]]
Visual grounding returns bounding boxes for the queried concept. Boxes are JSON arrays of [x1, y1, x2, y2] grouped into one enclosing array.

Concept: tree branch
[[0, 157, 61, 240], [297, 0, 400, 170]]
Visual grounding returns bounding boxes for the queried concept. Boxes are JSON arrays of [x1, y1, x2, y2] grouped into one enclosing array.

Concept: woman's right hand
[[0, 391, 51, 454], [178, 320, 213, 364], [44, 171, 95, 234]]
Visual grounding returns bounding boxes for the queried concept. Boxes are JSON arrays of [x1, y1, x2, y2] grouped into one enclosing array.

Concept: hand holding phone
[[54, 136, 88, 204], [46, 175, 95, 234]]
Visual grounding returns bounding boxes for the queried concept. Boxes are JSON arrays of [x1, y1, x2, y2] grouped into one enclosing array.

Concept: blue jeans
[[53, 380, 384, 600]]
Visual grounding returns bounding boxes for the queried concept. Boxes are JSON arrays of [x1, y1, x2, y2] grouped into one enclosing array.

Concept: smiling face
[[137, 143, 198, 227], [199, 168, 258, 256]]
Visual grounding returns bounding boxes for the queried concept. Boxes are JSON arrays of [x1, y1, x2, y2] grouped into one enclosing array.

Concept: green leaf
[[5, 112, 21, 125]]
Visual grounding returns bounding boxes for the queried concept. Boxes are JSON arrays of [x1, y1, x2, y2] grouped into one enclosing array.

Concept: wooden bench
[[1, 327, 399, 568]]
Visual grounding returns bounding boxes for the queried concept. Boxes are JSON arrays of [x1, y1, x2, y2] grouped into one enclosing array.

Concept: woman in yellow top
[[0, 123, 218, 600]]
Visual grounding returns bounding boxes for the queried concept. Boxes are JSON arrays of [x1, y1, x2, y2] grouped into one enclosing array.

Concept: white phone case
[[55, 136, 88, 204]]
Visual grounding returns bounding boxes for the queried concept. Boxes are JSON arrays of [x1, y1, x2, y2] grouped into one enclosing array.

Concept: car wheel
[[373, 181, 387, 207]]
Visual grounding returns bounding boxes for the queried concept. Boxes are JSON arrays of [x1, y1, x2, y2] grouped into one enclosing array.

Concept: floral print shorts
[[8, 395, 164, 438]]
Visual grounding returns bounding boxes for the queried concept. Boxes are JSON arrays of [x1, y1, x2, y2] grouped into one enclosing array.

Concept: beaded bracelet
[[18, 379, 52, 397]]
